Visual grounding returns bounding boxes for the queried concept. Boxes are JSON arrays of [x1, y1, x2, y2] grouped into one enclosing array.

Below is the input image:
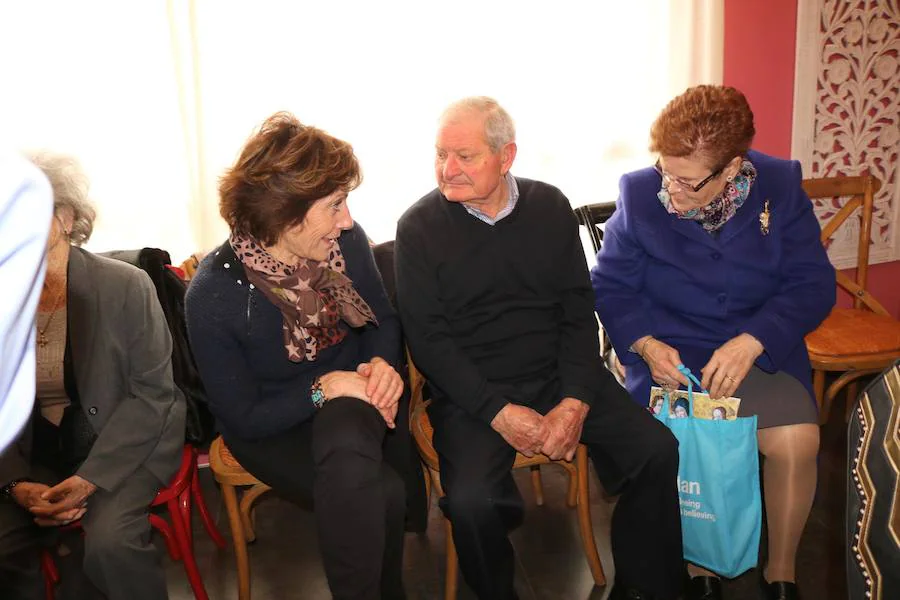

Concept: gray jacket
[[0, 247, 186, 491]]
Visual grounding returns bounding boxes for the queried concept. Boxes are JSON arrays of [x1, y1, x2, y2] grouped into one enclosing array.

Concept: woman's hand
[[12, 478, 93, 526], [11, 481, 52, 511], [636, 336, 689, 389], [356, 357, 403, 410], [701, 333, 764, 399], [318, 369, 400, 429], [33, 476, 96, 517], [357, 358, 403, 430], [319, 370, 369, 402]]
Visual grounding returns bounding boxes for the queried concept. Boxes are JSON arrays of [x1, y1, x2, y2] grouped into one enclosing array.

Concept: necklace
[[37, 284, 66, 349]]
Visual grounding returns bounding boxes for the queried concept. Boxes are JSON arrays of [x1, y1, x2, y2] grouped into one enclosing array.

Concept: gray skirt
[[733, 366, 817, 429]]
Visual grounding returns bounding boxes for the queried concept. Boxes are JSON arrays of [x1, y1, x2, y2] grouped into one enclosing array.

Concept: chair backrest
[[574, 202, 617, 256], [574, 203, 617, 361], [801, 175, 886, 315]]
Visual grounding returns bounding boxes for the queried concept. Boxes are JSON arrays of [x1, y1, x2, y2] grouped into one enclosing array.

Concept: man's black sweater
[[395, 177, 620, 424]]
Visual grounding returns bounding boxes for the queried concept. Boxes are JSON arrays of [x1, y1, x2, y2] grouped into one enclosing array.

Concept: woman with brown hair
[[186, 113, 406, 599], [592, 86, 835, 600]]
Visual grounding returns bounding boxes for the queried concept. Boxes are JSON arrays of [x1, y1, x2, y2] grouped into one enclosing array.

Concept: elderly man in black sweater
[[395, 97, 684, 600]]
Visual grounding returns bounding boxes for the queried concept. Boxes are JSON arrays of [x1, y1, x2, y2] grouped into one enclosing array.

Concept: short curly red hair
[[219, 112, 361, 245], [649, 85, 755, 169]]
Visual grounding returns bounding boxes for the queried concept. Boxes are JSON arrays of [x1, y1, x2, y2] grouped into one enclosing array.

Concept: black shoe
[[760, 580, 799, 600], [688, 576, 723, 600], [608, 584, 657, 599]]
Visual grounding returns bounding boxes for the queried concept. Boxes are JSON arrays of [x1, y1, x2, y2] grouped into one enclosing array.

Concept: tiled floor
[[164, 412, 848, 599]]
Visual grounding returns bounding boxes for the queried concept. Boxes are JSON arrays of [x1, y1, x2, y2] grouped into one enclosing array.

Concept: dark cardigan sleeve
[[342, 223, 403, 371]]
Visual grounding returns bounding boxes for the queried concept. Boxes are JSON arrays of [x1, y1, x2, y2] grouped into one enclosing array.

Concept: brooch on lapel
[[759, 200, 771, 235]]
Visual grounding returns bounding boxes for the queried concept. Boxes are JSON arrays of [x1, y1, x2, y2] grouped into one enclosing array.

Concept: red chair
[[41, 444, 226, 600]]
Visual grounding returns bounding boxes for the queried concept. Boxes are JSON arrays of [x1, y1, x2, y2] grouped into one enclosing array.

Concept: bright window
[[1, 1, 722, 260]]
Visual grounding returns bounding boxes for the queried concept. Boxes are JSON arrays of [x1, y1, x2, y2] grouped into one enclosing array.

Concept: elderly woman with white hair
[[0, 153, 185, 600]]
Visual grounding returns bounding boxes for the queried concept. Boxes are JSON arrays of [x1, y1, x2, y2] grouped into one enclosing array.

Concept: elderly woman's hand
[[701, 333, 764, 399], [37, 476, 96, 511], [637, 336, 689, 389]]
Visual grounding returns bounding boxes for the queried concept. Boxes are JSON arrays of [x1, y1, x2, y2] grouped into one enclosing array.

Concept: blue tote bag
[[656, 365, 762, 578]]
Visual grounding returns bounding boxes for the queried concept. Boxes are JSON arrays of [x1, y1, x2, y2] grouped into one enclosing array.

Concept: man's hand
[[540, 398, 589, 461], [701, 333, 764, 399], [11, 481, 86, 526], [30, 475, 96, 519], [490, 404, 548, 457]]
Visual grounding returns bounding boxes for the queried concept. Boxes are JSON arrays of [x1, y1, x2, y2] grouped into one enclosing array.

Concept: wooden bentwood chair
[[207, 436, 273, 600], [801, 175, 900, 423], [407, 356, 606, 600]]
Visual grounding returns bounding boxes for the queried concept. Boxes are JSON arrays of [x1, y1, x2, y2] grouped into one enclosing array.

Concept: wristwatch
[[310, 377, 327, 409], [1, 478, 32, 500]]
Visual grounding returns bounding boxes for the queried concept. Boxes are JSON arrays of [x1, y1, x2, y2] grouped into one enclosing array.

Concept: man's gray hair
[[441, 96, 516, 153], [28, 152, 96, 246]]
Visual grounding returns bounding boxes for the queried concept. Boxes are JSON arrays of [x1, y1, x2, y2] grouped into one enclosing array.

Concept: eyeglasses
[[654, 159, 725, 193]]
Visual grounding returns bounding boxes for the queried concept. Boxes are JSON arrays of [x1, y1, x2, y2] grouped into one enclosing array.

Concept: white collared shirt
[[463, 172, 520, 225]]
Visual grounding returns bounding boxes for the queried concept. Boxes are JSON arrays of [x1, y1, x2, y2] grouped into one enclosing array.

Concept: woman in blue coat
[[592, 86, 835, 600]]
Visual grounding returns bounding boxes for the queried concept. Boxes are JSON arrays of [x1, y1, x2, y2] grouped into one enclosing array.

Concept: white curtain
[[0, 1, 723, 261]]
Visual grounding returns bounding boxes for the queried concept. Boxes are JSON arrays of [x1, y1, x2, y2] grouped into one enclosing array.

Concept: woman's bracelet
[[638, 336, 655, 359], [310, 377, 327, 409]]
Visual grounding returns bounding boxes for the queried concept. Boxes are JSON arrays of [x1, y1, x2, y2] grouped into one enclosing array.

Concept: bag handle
[[666, 364, 707, 418]]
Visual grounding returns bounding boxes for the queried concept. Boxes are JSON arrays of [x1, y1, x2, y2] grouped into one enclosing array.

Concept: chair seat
[[806, 308, 900, 357], [209, 436, 263, 486]]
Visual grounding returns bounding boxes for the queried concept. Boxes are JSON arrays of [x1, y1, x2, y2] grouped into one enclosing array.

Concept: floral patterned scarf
[[230, 233, 377, 362], [658, 159, 757, 232]]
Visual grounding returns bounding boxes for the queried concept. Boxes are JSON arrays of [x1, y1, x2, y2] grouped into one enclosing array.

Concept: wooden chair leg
[[444, 517, 459, 600], [530, 465, 545, 506], [813, 369, 826, 424], [845, 381, 860, 422], [423, 465, 432, 510], [575, 445, 605, 586], [222, 483, 252, 600], [563, 462, 577, 508], [239, 484, 271, 543]]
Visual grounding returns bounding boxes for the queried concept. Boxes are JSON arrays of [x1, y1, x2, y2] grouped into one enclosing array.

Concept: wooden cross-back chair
[[406, 354, 605, 600], [802, 175, 900, 422]]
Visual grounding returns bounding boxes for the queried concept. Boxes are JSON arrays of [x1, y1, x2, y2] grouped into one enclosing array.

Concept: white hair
[[441, 96, 516, 153], [28, 152, 96, 246]]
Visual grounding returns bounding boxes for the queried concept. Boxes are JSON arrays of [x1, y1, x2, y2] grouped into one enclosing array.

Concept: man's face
[[434, 110, 514, 207]]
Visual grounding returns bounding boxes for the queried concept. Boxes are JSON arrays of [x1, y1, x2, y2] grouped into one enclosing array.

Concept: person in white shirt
[[0, 152, 52, 455]]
